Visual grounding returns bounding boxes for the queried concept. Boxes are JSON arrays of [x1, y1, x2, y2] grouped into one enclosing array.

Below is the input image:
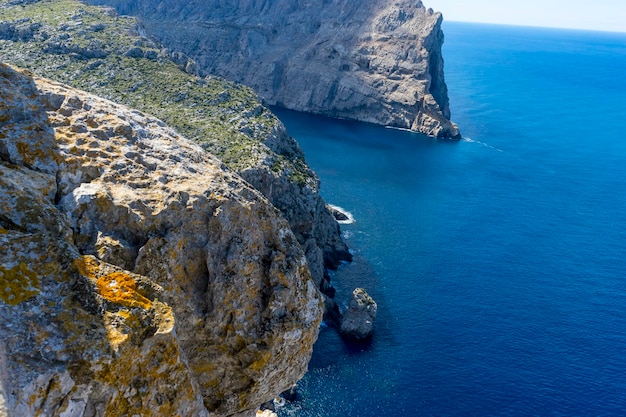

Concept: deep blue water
[[273, 22, 626, 416]]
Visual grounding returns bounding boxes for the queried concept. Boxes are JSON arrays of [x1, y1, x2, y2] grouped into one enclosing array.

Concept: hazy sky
[[429, 0, 626, 33]]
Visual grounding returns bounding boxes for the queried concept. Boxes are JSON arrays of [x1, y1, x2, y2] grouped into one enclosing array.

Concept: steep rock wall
[[85, 0, 460, 138], [0, 63, 322, 417]]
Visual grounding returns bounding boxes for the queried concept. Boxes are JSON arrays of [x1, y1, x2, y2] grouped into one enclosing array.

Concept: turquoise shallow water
[[273, 22, 626, 416]]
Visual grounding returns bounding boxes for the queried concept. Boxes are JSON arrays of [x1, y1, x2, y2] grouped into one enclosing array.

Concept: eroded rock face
[[0, 63, 322, 416], [340, 288, 378, 340], [241, 155, 351, 289], [84, 0, 460, 138]]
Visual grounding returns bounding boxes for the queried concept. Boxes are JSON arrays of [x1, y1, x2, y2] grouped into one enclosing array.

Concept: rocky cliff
[[0, 63, 322, 416], [0, 0, 351, 292], [84, 0, 460, 138]]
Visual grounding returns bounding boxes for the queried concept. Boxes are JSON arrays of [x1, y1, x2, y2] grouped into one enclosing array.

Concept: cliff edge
[[0, 63, 322, 416], [84, 0, 461, 138], [0, 0, 351, 292]]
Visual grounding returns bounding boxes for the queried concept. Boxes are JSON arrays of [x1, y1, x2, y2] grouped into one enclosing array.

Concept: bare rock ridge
[[0, 63, 322, 417], [0, 0, 351, 295], [84, 0, 461, 138]]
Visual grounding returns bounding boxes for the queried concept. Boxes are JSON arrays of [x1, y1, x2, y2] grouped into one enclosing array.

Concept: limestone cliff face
[[0, 64, 322, 416], [84, 0, 460, 138]]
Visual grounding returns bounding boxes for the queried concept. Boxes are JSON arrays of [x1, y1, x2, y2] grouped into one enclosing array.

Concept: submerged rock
[[0, 63, 322, 417], [340, 288, 378, 340]]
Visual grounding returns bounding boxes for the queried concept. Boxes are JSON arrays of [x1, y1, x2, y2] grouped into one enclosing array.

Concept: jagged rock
[[0, 19, 40, 42], [259, 399, 276, 412], [123, 46, 144, 58], [0, 63, 323, 417], [241, 150, 352, 288], [340, 288, 378, 340], [328, 205, 350, 222], [84, 0, 460, 138]]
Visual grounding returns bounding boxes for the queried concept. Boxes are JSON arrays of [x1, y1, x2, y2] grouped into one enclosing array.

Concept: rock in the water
[[84, 0, 460, 138], [327, 204, 354, 224], [0, 63, 323, 417], [259, 399, 276, 412], [340, 288, 378, 340]]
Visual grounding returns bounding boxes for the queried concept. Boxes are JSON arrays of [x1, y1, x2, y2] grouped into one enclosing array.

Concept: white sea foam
[[328, 204, 355, 224], [385, 125, 414, 133], [463, 136, 504, 152]]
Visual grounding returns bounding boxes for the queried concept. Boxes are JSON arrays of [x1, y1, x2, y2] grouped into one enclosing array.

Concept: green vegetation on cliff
[[0, 0, 312, 181]]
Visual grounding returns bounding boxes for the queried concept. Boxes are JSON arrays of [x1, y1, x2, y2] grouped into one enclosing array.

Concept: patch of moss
[[247, 350, 272, 373], [0, 262, 40, 305]]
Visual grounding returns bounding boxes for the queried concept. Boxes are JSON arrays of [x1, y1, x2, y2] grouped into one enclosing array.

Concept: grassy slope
[[0, 0, 312, 183]]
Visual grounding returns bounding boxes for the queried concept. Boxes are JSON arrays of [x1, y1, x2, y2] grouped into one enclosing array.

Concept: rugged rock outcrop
[[0, 0, 351, 293], [340, 288, 378, 340], [84, 0, 460, 138], [235, 127, 351, 290], [0, 63, 323, 416]]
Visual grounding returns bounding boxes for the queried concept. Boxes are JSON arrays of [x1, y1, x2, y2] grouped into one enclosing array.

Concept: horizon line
[[442, 19, 626, 35]]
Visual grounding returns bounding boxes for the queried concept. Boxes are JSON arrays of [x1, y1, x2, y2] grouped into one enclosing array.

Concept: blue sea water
[[272, 22, 626, 416]]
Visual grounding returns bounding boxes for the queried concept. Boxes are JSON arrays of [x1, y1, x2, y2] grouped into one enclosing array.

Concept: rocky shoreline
[[328, 204, 356, 225], [0, 1, 356, 413], [0, 0, 453, 415], [0, 60, 371, 417]]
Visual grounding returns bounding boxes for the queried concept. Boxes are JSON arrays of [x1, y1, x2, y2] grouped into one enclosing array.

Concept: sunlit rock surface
[[84, 0, 460, 138], [0, 63, 323, 417]]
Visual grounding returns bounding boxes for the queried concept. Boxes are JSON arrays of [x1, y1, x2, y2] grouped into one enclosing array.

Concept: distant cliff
[[84, 0, 461, 138], [0, 63, 321, 417]]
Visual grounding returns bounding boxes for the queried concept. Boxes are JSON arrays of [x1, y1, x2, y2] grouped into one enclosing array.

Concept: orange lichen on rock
[[72, 255, 101, 278], [73, 255, 152, 309], [96, 271, 152, 309]]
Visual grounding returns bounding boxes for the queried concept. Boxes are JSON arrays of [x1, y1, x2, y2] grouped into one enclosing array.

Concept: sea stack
[[340, 288, 378, 340], [84, 0, 460, 138]]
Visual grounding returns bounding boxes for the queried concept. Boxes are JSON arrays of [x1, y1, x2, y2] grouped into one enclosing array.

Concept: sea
[[271, 22, 626, 416]]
